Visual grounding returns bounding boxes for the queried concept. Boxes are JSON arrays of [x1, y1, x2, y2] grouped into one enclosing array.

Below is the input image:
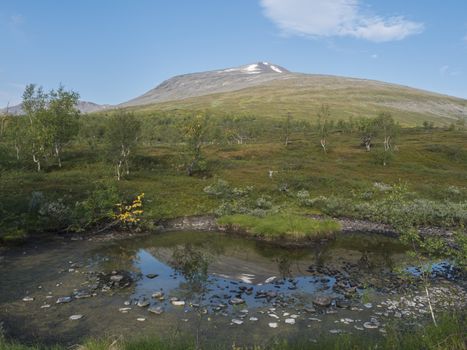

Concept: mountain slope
[[121, 62, 290, 107], [123, 70, 467, 126]]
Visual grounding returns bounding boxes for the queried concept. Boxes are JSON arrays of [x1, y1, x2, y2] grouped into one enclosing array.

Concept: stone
[[56, 297, 72, 304], [41, 304, 51, 309], [148, 306, 164, 315], [171, 300, 185, 306], [249, 317, 258, 322], [268, 313, 279, 319], [336, 299, 351, 309], [22, 296, 34, 302], [137, 317, 146, 322], [364, 303, 373, 309], [152, 291, 164, 299], [268, 322, 278, 328], [229, 297, 245, 305], [69, 314, 83, 320], [313, 296, 332, 307], [75, 291, 92, 299], [285, 318, 296, 325], [110, 275, 124, 282], [303, 305, 316, 313], [231, 319, 244, 325], [363, 322, 379, 329], [146, 274, 159, 279], [119, 307, 132, 313], [329, 329, 343, 334], [137, 298, 150, 307]]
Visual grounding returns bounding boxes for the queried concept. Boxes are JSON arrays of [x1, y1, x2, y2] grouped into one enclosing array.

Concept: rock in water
[[146, 274, 159, 279], [229, 297, 245, 305], [56, 297, 72, 304], [152, 291, 164, 299], [110, 275, 124, 282], [137, 298, 150, 307], [313, 296, 332, 307], [148, 306, 164, 315]]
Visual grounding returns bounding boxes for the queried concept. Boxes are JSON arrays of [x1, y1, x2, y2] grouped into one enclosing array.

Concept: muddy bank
[[155, 215, 458, 244]]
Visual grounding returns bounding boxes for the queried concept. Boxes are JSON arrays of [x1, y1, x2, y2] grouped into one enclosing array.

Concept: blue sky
[[1, 0, 466, 106]]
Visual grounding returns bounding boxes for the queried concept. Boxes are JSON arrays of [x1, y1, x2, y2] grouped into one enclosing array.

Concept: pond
[[0, 231, 464, 347]]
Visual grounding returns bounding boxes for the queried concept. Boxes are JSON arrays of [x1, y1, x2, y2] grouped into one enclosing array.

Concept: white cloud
[[260, 0, 424, 42]]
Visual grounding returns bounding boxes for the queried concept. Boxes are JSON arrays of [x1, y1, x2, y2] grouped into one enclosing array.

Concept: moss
[[218, 214, 341, 240]]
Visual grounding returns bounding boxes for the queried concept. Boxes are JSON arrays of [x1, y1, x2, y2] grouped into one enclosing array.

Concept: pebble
[[146, 274, 159, 279], [249, 317, 258, 322], [148, 306, 164, 315], [364, 303, 373, 309], [313, 296, 332, 307], [152, 291, 164, 299], [363, 322, 379, 329], [56, 297, 72, 304], [119, 307, 132, 313], [69, 314, 83, 320], [268, 322, 278, 328], [231, 319, 244, 325], [285, 318, 295, 325], [110, 275, 124, 282], [136, 317, 146, 322], [22, 296, 34, 302], [40, 304, 51, 309], [171, 300, 185, 306], [229, 297, 245, 305], [268, 313, 279, 319], [137, 298, 150, 307]]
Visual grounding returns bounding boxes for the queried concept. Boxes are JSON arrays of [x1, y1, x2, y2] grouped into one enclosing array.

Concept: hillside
[[120, 65, 467, 126]]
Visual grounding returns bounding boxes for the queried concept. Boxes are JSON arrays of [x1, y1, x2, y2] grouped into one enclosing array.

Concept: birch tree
[[316, 104, 330, 153], [22, 84, 49, 171], [47, 85, 80, 167], [107, 112, 141, 181]]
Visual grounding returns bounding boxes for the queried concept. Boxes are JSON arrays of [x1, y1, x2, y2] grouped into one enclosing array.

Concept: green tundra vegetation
[[0, 85, 467, 349], [0, 84, 467, 244]]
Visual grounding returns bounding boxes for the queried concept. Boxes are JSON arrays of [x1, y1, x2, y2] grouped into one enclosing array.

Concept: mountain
[[4, 62, 467, 125], [120, 62, 467, 125], [1, 100, 110, 115], [120, 62, 290, 107]]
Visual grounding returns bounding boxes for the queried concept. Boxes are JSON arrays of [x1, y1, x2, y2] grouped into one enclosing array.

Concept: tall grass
[[1, 313, 465, 350]]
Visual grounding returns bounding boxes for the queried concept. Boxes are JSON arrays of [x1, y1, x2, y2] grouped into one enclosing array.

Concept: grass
[[217, 214, 341, 240], [1, 313, 465, 350], [1, 118, 467, 242]]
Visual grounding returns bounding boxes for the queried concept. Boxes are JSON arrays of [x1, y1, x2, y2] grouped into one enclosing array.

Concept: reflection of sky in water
[[130, 247, 339, 309], [132, 249, 185, 297]]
